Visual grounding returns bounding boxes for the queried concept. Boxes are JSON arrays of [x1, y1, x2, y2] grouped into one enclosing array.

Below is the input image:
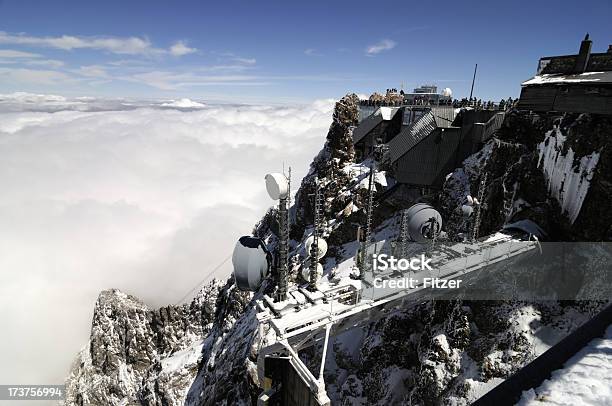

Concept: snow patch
[[518, 325, 612, 406]]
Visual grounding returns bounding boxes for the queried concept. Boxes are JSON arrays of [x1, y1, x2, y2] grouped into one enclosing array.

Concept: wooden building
[[518, 35, 612, 115]]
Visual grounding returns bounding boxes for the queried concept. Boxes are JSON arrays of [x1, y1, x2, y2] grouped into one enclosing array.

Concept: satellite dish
[[232, 236, 271, 291], [301, 261, 323, 283], [305, 236, 327, 259], [405, 203, 443, 243], [265, 173, 289, 200], [461, 205, 474, 217]]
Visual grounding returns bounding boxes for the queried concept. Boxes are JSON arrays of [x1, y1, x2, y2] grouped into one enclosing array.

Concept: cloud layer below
[[0, 94, 334, 386]]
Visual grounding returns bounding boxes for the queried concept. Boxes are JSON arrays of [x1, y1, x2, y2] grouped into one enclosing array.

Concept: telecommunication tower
[[308, 177, 326, 290], [471, 172, 488, 241], [265, 173, 290, 301]]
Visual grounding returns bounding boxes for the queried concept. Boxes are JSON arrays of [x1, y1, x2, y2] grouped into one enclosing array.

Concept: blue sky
[[0, 0, 610, 103]]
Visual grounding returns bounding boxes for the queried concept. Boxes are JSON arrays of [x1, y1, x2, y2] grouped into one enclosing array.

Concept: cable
[[175, 254, 232, 305]]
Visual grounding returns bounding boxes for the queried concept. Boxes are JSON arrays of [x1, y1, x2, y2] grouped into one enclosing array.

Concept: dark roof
[[352, 107, 400, 144], [388, 110, 437, 163], [386, 106, 458, 163], [430, 106, 457, 128]]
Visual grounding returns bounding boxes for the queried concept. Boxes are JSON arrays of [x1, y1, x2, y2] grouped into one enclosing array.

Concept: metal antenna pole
[[309, 177, 322, 290], [287, 167, 292, 238], [469, 63, 478, 100], [428, 217, 439, 253], [397, 209, 409, 260], [360, 163, 376, 279], [276, 178, 289, 302], [471, 172, 487, 242]]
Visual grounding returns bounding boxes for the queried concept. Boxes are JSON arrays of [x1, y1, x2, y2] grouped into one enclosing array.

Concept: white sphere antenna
[[442, 88, 452, 97], [301, 261, 323, 283], [405, 203, 443, 243], [461, 205, 474, 217], [305, 236, 328, 259], [265, 173, 289, 200]]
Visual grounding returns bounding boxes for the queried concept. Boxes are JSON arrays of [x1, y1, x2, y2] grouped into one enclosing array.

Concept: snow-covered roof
[[522, 71, 612, 86]]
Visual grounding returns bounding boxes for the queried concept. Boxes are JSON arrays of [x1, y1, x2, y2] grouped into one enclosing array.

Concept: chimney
[[573, 33, 592, 73], [608, 44, 612, 54]]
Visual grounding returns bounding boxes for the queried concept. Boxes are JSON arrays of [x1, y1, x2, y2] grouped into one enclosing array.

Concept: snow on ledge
[[522, 71, 612, 86]]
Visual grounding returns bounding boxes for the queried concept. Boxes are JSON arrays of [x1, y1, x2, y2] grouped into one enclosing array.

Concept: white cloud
[[23, 59, 65, 68], [161, 98, 206, 108], [0, 96, 335, 386], [169, 40, 197, 56], [304, 48, 321, 56], [0, 49, 41, 58], [365, 38, 397, 56], [0, 49, 65, 68], [0, 67, 73, 85], [231, 56, 256, 65], [77, 64, 109, 78], [125, 70, 263, 90], [0, 31, 196, 57]]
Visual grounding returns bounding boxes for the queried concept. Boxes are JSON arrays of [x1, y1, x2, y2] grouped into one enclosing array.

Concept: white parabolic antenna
[[232, 236, 271, 291], [265, 173, 289, 200], [301, 261, 323, 282], [305, 236, 328, 259], [461, 205, 474, 217], [405, 203, 443, 243]]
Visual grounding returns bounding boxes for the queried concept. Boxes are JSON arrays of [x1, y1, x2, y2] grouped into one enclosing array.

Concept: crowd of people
[[359, 96, 519, 111], [452, 97, 518, 110]]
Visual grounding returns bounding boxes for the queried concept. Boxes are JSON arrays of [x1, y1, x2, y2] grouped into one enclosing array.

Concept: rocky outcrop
[[65, 283, 220, 405], [441, 110, 612, 242]]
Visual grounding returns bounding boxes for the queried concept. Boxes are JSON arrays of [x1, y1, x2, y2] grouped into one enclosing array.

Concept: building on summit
[[518, 35, 612, 115]]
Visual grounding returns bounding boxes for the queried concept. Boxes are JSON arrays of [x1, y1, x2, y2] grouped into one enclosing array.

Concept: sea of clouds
[[0, 92, 334, 387]]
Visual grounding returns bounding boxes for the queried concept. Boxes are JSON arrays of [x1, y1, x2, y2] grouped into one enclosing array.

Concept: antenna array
[[359, 164, 376, 278], [397, 209, 409, 260], [276, 191, 289, 301], [309, 176, 324, 290], [471, 172, 487, 241]]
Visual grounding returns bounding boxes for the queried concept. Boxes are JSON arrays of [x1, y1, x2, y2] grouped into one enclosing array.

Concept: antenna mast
[[309, 177, 323, 290], [276, 194, 289, 301], [471, 172, 487, 241], [287, 167, 292, 238], [469, 63, 478, 100], [397, 209, 409, 260], [359, 163, 376, 279]]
